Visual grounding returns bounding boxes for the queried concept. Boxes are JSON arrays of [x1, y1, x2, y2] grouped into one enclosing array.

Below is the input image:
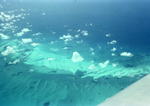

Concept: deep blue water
[[2, 0, 150, 46]]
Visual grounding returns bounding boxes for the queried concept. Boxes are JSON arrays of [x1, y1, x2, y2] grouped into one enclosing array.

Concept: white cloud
[[71, 52, 84, 62], [99, 60, 109, 68], [16, 28, 31, 36], [1, 46, 15, 56], [112, 63, 117, 67], [47, 58, 54, 61], [111, 53, 116, 56], [22, 28, 30, 32], [90, 48, 94, 51], [76, 40, 83, 44], [28, 69, 34, 72], [50, 48, 59, 52], [77, 29, 81, 32], [8, 59, 20, 65], [30, 43, 39, 46], [42, 13, 46, 15], [81, 30, 88, 36], [0, 33, 9, 39], [111, 47, 117, 52], [88, 64, 97, 71], [0, 12, 15, 22], [91, 52, 95, 55], [120, 52, 133, 57], [108, 40, 117, 45], [90, 23, 93, 26], [22, 38, 32, 43], [106, 33, 111, 37], [32, 32, 41, 36], [59, 34, 73, 42], [63, 47, 68, 50], [75, 34, 80, 38], [16, 32, 24, 37]]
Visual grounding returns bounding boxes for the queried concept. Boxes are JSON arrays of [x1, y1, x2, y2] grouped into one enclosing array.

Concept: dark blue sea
[[0, 0, 150, 106]]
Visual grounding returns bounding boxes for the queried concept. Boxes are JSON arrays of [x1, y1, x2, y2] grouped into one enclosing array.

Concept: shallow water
[[0, 0, 150, 105]]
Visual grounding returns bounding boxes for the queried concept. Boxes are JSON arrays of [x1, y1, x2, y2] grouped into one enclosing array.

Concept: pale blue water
[[0, 0, 150, 106]]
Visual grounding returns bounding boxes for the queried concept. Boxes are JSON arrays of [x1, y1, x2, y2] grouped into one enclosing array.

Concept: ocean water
[[0, 0, 150, 106]]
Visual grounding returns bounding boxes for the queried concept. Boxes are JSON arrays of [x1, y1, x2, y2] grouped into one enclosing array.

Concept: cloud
[[105, 33, 111, 37], [99, 60, 109, 68], [32, 32, 41, 36], [71, 52, 84, 62], [59, 34, 73, 42], [88, 64, 97, 71], [1, 46, 15, 56], [111, 53, 116, 56], [120, 52, 133, 57], [0, 12, 15, 22], [112, 63, 117, 67], [81, 30, 88, 36], [22, 38, 32, 43], [8, 59, 20, 65], [0, 33, 9, 39], [111, 47, 117, 52], [107, 40, 117, 45], [16, 28, 31, 36]]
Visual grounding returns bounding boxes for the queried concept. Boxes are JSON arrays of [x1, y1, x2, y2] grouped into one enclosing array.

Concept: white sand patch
[[0, 33, 9, 39], [1, 46, 15, 56], [71, 52, 84, 62], [22, 38, 32, 43], [99, 60, 110, 68], [120, 52, 133, 57]]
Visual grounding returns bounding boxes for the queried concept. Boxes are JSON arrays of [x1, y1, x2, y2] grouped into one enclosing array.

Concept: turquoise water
[[0, 0, 150, 106]]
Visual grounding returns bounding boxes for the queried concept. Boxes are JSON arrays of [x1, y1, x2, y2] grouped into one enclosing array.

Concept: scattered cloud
[[120, 52, 133, 57], [71, 52, 84, 62]]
